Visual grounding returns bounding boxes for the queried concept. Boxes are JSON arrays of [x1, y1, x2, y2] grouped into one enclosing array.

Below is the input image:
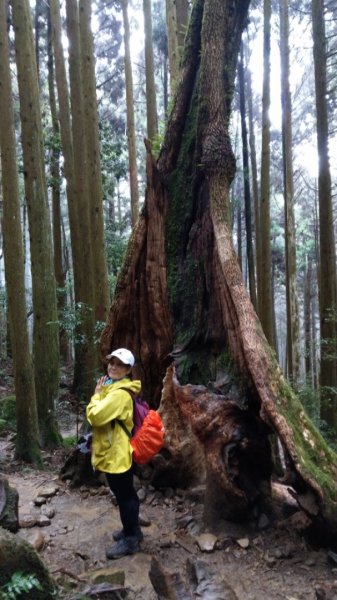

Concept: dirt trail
[[5, 454, 337, 600]]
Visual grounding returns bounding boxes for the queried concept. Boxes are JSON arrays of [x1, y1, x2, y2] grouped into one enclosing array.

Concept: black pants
[[106, 467, 139, 537]]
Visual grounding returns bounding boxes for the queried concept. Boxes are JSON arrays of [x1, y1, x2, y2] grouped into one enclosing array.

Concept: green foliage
[[62, 435, 78, 449], [0, 396, 16, 431], [105, 222, 130, 293], [0, 571, 42, 599]]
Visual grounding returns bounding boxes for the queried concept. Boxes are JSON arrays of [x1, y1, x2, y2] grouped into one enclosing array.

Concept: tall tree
[[143, 0, 158, 141], [0, 0, 41, 464], [279, 0, 300, 385], [100, 0, 337, 536], [311, 0, 337, 428], [65, 0, 97, 397], [175, 0, 189, 50], [238, 43, 257, 309], [120, 0, 139, 226], [259, 0, 275, 348], [79, 0, 110, 323], [165, 0, 179, 93], [11, 0, 61, 447], [47, 1, 69, 362]]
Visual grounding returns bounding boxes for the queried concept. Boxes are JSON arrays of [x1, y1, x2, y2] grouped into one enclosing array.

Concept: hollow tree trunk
[[100, 0, 337, 543]]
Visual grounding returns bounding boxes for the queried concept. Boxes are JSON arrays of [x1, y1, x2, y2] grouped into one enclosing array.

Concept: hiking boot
[[113, 527, 143, 542], [106, 536, 140, 559]]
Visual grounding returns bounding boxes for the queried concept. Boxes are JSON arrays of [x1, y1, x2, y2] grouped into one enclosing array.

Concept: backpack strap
[[112, 387, 135, 439], [116, 419, 132, 439]]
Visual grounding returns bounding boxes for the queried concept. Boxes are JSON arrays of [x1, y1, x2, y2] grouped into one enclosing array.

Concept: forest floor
[[1, 361, 337, 599]]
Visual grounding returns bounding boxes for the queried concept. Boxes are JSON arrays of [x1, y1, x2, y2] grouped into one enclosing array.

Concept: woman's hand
[[95, 375, 108, 394]]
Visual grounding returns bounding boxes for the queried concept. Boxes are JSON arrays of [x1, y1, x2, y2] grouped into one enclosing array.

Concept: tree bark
[[47, 1, 69, 362], [238, 44, 257, 310], [11, 0, 61, 448], [259, 0, 275, 349], [79, 0, 110, 323], [165, 0, 179, 93], [65, 0, 97, 399], [143, 0, 158, 141], [0, 0, 42, 464], [121, 0, 139, 227], [311, 0, 337, 429], [279, 0, 300, 386]]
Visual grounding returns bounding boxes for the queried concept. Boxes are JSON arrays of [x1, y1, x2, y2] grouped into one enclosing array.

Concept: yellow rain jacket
[[86, 377, 141, 474]]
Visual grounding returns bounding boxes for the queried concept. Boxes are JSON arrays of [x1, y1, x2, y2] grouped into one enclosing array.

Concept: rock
[[41, 506, 55, 519], [139, 513, 151, 527], [137, 487, 147, 502], [34, 496, 47, 506], [19, 514, 38, 528], [196, 533, 218, 552], [236, 537, 250, 549], [18, 528, 45, 551], [176, 514, 194, 529], [36, 514, 51, 527], [88, 567, 125, 586], [264, 551, 277, 566], [187, 519, 201, 536], [0, 477, 19, 532], [39, 485, 59, 498], [274, 543, 296, 559]]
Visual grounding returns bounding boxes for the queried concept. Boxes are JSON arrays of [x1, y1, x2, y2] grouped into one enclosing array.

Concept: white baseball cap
[[106, 348, 135, 367]]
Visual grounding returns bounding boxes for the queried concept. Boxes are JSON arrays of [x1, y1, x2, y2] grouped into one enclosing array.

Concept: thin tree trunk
[[304, 253, 313, 385], [47, 1, 69, 362], [279, 0, 300, 386], [143, 0, 158, 141], [311, 0, 337, 429], [238, 44, 257, 310], [121, 0, 139, 227], [175, 0, 189, 51], [0, 0, 41, 464], [79, 0, 110, 323], [259, 0, 275, 348], [166, 0, 179, 93], [245, 48, 260, 304], [11, 0, 61, 447]]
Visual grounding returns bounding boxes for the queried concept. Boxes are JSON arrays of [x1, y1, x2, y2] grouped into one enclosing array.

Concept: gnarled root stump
[[151, 365, 206, 489], [174, 370, 273, 524]]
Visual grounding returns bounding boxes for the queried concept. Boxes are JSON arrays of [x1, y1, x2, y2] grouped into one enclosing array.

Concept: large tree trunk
[[100, 0, 337, 543], [65, 0, 97, 399], [0, 0, 41, 464], [11, 0, 61, 448]]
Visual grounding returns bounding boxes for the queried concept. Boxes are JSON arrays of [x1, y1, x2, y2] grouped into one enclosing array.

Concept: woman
[[86, 347, 142, 559]]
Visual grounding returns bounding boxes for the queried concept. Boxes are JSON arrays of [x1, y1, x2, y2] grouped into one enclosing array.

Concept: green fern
[[0, 571, 42, 599]]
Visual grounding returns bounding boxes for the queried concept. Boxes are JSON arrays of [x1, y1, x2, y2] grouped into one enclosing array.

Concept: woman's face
[[107, 357, 131, 381]]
